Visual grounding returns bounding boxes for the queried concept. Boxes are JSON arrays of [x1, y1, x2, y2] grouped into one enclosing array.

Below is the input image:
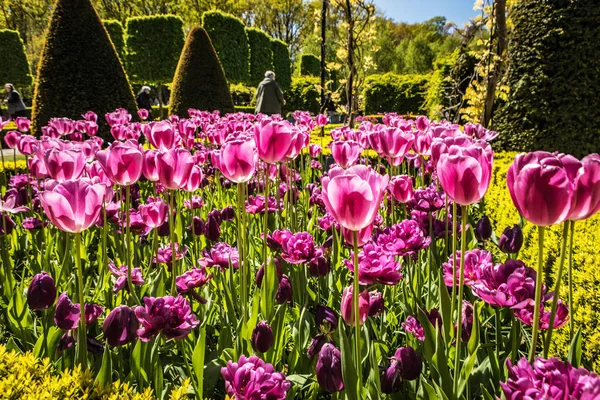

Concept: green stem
[[453, 205, 468, 397], [170, 190, 177, 295], [568, 220, 575, 340], [237, 182, 247, 324], [529, 226, 545, 363], [75, 232, 88, 366], [262, 163, 270, 288], [543, 222, 569, 357], [125, 186, 135, 300], [352, 230, 362, 399], [450, 201, 458, 330]]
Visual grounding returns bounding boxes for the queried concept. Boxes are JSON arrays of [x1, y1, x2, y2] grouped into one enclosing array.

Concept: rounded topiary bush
[[271, 39, 291, 91], [363, 73, 429, 115], [0, 29, 33, 87], [32, 0, 137, 136], [169, 27, 234, 117], [202, 11, 249, 84], [246, 28, 273, 87]]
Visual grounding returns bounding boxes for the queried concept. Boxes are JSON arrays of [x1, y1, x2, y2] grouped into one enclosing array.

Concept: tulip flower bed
[[1, 111, 600, 400]]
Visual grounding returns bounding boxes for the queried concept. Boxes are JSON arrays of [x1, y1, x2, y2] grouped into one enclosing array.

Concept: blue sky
[[373, 0, 479, 26]]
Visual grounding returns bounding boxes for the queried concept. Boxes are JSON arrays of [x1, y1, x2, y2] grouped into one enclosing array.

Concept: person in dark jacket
[[255, 71, 284, 116], [136, 86, 152, 117], [321, 92, 337, 121], [3, 84, 27, 119]]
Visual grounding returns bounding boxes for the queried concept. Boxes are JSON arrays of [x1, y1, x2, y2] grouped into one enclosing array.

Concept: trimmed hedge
[[202, 11, 249, 84], [300, 54, 320, 77], [169, 27, 234, 117], [126, 15, 185, 85], [284, 76, 320, 115], [31, 0, 137, 136], [495, 0, 600, 158], [0, 29, 33, 86], [103, 20, 126, 61], [246, 28, 273, 87], [271, 39, 291, 90], [363, 73, 429, 115]]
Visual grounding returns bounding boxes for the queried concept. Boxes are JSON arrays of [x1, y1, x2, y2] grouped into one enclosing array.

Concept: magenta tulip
[[39, 179, 105, 233], [184, 166, 202, 192], [96, 140, 144, 186], [340, 285, 370, 326], [566, 154, 600, 221], [330, 140, 362, 169], [253, 120, 296, 163], [389, 175, 413, 203], [15, 117, 30, 132], [18, 135, 37, 155], [211, 137, 258, 183], [146, 120, 176, 150], [138, 109, 149, 121], [437, 142, 493, 206], [377, 127, 415, 165], [138, 197, 169, 228], [321, 165, 389, 231], [143, 149, 160, 182], [507, 152, 573, 226], [43, 148, 87, 181], [156, 148, 195, 190], [4, 131, 21, 149]]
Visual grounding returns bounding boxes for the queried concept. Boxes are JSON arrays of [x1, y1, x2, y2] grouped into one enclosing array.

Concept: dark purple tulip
[[381, 362, 402, 393], [308, 255, 331, 277], [205, 213, 221, 242], [251, 320, 274, 353], [27, 272, 56, 310], [307, 333, 326, 359], [315, 304, 338, 331], [84, 303, 104, 325], [0, 214, 16, 235], [103, 305, 139, 347], [368, 291, 384, 316], [54, 292, 80, 330], [475, 215, 492, 241], [220, 206, 235, 221], [256, 258, 283, 288], [189, 216, 205, 236], [498, 224, 523, 254], [275, 275, 293, 304], [157, 220, 170, 237], [394, 346, 422, 381], [316, 343, 344, 393], [208, 209, 222, 224]]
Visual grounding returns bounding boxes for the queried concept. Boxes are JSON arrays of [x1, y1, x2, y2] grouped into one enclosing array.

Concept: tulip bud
[[380, 361, 402, 394], [157, 220, 170, 237], [189, 216, 205, 236], [307, 333, 326, 359], [54, 292, 80, 330], [315, 304, 338, 332], [498, 224, 523, 254], [205, 213, 221, 242], [316, 343, 344, 393], [475, 215, 493, 241], [393, 346, 422, 381], [220, 206, 235, 221], [275, 275, 293, 304], [27, 272, 57, 310], [308, 255, 331, 278], [251, 320, 274, 353], [102, 305, 139, 347], [389, 175, 414, 203], [340, 286, 370, 326], [368, 291, 385, 317]]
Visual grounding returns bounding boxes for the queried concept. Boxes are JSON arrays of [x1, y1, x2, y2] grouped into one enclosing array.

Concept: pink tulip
[[96, 140, 144, 186], [146, 120, 176, 150], [437, 142, 493, 206], [84, 121, 98, 136], [82, 111, 98, 123], [48, 118, 75, 136], [286, 131, 308, 160], [566, 154, 600, 221], [18, 135, 37, 156], [507, 152, 573, 226], [139, 197, 169, 228], [105, 108, 131, 127], [430, 135, 472, 167], [253, 120, 296, 163], [138, 109, 149, 121], [4, 131, 21, 149], [110, 125, 130, 141], [156, 148, 195, 190], [330, 140, 362, 169], [340, 286, 370, 326], [28, 156, 49, 179], [377, 127, 415, 165], [43, 148, 87, 181], [15, 117, 30, 132], [212, 137, 257, 183], [342, 224, 374, 247], [39, 179, 106, 233], [143, 150, 160, 182], [389, 175, 414, 203], [321, 165, 389, 232], [309, 144, 322, 158], [316, 114, 328, 126], [184, 166, 202, 192]]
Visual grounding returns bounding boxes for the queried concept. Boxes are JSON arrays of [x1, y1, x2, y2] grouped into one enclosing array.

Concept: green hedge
[[202, 11, 249, 84], [271, 39, 291, 90], [300, 54, 320, 77], [495, 0, 600, 158], [31, 0, 137, 136], [230, 83, 254, 106], [363, 73, 429, 115], [246, 28, 273, 87], [103, 19, 126, 61], [0, 29, 33, 86], [284, 76, 320, 115], [126, 15, 185, 85], [169, 26, 234, 116]]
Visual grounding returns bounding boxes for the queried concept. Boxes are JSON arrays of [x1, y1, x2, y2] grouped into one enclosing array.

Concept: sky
[[373, 0, 479, 26]]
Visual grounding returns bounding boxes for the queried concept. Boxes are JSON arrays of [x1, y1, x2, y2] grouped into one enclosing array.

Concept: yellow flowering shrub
[[486, 152, 600, 370]]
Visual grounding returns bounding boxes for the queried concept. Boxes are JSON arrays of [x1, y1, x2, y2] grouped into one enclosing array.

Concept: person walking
[[136, 86, 153, 118], [3, 84, 27, 119], [255, 71, 284, 116]]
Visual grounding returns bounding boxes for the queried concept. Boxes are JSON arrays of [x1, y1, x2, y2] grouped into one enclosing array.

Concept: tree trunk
[[482, 0, 507, 128], [320, 0, 328, 108], [345, 0, 355, 127]]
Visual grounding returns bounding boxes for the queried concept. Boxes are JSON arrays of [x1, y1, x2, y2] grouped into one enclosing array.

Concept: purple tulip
[[346, 242, 402, 285], [135, 296, 199, 341], [221, 355, 290, 399], [374, 219, 431, 256], [54, 292, 81, 330], [498, 224, 523, 254], [275, 275, 293, 304], [251, 321, 274, 353], [307, 334, 326, 359], [475, 215, 493, 241], [27, 272, 56, 310], [315, 304, 338, 332], [281, 231, 318, 264], [316, 343, 344, 393], [471, 259, 537, 308], [103, 305, 139, 347], [199, 242, 239, 271]]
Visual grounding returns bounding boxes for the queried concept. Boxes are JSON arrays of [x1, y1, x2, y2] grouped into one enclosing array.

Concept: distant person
[[136, 86, 152, 117], [3, 84, 27, 119], [255, 71, 284, 116], [321, 92, 336, 121]]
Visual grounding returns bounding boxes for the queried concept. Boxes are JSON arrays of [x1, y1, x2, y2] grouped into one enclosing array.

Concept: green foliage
[[202, 11, 249, 84], [300, 54, 320, 77], [271, 39, 291, 90], [230, 83, 255, 106], [125, 15, 184, 85], [0, 29, 33, 86], [169, 26, 234, 117], [363, 73, 429, 115], [404, 34, 435, 74], [284, 76, 320, 115], [495, 0, 600, 158], [103, 19, 126, 61], [246, 28, 273, 87], [32, 0, 137, 136]]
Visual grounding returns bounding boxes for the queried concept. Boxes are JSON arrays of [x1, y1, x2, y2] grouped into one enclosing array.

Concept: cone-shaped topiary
[[169, 26, 234, 117], [246, 28, 273, 87], [0, 30, 33, 87], [32, 0, 137, 136], [103, 20, 126, 61]]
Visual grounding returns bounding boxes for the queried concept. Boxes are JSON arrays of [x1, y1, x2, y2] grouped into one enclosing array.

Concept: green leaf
[[95, 343, 113, 386], [192, 327, 206, 399], [338, 323, 358, 400], [438, 269, 452, 343], [467, 302, 481, 355], [568, 327, 582, 368]]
